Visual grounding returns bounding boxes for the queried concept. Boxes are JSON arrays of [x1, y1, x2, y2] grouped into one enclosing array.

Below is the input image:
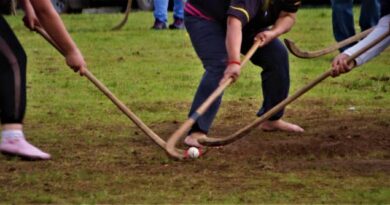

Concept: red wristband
[[227, 60, 241, 66]]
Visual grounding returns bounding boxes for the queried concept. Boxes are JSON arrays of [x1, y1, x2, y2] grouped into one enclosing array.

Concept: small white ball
[[187, 147, 200, 159], [348, 106, 356, 111]]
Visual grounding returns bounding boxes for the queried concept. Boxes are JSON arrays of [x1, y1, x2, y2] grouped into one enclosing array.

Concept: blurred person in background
[[152, 0, 184, 29], [331, 0, 381, 52]]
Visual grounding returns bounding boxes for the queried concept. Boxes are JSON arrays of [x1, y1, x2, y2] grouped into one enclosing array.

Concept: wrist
[[227, 60, 241, 66], [66, 48, 81, 57]]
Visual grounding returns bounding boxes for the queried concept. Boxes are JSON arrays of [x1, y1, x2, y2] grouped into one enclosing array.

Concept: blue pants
[[154, 0, 184, 23], [331, 0, 380, 51], [185, 15, 290, 134]]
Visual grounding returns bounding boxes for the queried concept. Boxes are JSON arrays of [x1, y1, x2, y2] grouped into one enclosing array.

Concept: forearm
[[226, 17, 242, 62], [29, 0, 80, 56], [270, 11, 296, 37], [344, 15, 390, 66], [20, 0, 34, 13]]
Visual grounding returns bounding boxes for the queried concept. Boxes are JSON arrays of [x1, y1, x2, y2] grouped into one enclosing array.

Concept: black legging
[[0, 15, 27, 124]]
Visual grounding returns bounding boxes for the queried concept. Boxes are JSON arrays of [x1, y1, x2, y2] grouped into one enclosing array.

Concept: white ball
[[187, 147, 200, 159]]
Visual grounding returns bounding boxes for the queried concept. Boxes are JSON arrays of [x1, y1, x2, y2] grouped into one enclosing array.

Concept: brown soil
[[0, 100, 388, 203], [148, 101, 390, 174]]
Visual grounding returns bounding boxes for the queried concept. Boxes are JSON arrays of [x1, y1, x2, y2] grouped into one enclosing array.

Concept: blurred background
[[1, 0, 364, 15]]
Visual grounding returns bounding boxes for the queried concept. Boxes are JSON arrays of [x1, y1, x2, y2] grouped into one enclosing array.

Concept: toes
[[292, 125, 305, 133]]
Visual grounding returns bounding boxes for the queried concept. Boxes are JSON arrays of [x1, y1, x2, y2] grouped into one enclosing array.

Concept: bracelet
[[227, 60, 241, 66]]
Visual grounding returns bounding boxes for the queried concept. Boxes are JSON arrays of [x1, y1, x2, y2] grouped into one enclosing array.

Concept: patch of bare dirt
[[149, 101, 390, 174]]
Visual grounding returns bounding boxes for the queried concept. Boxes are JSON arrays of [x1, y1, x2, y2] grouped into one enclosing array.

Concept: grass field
[[0, 7, 389, 203]]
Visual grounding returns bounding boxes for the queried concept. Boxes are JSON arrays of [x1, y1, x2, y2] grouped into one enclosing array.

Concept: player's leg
[[359, 0, 380, 31], [241, 36, 304, 132], [0, 16, 50, 160], [331, 0, 356, 51], [152, 0, 169, 29], [184, 15, 227, 146], [169, 0, 185, 29]]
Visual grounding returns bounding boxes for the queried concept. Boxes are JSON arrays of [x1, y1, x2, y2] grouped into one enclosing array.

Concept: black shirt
[[187, 0, 301, 28]]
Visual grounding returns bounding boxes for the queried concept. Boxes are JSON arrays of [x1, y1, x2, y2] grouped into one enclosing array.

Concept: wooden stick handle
[[191, 40, 263, 118], [34, 26, 173, 151], [200, 27, 390, 146], [83, 69, 168, 148], [166, 40, 263, 159]]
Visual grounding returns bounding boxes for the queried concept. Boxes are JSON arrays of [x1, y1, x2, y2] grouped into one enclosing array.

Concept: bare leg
[[2, 123, 22, 130]]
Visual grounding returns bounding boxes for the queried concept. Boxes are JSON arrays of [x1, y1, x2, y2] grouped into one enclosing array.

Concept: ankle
[[2, 123, 23, 130], [1, 129, 24, 141], [262, 119, 279, 125], [189, 132, 206, 138]]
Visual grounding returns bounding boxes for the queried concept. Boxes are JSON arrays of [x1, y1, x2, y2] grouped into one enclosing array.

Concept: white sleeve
[[344, 15, 390, 66]]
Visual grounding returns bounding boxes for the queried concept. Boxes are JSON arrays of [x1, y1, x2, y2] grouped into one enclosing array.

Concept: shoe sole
[[1, 151, 50, 161]]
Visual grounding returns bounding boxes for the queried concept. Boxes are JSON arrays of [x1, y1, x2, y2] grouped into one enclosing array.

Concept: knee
[[278, 46, 289, 62], [8, 48, 27, 76], [200, 67, 225, 87], [251, 46, 289, 69]]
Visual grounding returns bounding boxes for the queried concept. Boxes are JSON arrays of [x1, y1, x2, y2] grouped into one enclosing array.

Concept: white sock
[[1, 130, 24, 141]]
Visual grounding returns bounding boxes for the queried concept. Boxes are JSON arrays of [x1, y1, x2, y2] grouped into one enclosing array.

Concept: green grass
[[0, 7, 389, 204]]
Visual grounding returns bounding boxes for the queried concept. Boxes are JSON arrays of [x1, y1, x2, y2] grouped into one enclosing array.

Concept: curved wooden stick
[[111, 0, 133, 31], [166, 40, 264, 159], [284, 27, 374, 59], [199, 28, 390, 147], [34, 26, 184, 155]]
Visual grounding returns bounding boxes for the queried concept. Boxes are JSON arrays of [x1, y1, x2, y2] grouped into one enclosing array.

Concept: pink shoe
[[0, 137, 51, 160]]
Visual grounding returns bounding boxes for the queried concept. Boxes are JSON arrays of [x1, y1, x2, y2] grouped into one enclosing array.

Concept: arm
[[255, 11, 296, 45], [20, 0, 40, 30], [220, 16, 243, 85], [23, 0, 86, 75], [331, 15, 390, 77], [226, 17, 242, 65]]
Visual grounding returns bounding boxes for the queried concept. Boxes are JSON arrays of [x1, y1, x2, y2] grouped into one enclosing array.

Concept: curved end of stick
[[111, 0, 132, 31], [111, 22, 126, 31], [166, 120, 196, 160], [284, 38, 302, 58], [111, 14, 129, 31], [284, 38, 314, 59], [166, 133, 186, 160], [198, 136, 231, 147], [198, 128, 251, 147], [166, 144, 184, 160]]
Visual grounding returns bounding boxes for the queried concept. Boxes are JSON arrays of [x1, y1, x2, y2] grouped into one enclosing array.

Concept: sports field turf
[[0, 7, 389, 203]]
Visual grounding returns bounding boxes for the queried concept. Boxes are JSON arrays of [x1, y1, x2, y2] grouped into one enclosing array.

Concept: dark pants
[[331, 0, 380, 51], [0, 16, 27, 124], [185, 15, 290, 134]]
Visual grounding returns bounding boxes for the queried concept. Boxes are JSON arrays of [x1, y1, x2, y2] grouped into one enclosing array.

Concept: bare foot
[[184, 132, 207, 148], [260, 119, 304, 132]]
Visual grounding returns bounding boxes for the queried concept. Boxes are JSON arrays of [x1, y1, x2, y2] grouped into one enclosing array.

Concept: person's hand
[[331, 53, 356, 77], [65, 50, 86, 76], [254, 30, 278, 46], [22, 2, 41, 30], [219, 63, 241, 85]]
